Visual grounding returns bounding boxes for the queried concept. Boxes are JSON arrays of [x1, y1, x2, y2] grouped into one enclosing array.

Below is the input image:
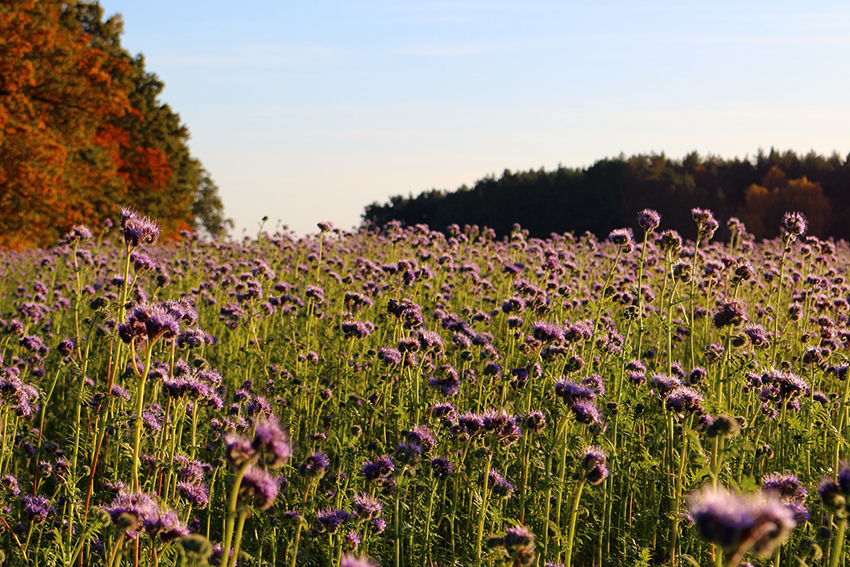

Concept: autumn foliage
[[738, 167, 832, 240], [0, 0, 227, 249]]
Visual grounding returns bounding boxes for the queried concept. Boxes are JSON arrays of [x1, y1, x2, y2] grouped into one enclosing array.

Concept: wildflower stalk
[[771, 241, 791, 365], [554, 417, 570, 533], [669, 416, 690, 566], [131, 341, 155, 492], [563, 478, 586, 567], [830, 516, 847, 567], [688, 234, 703, 369], [228, 510, 249, 567], [716, 326, 733, 411], [289, 477, 314, 567], [635, 228, 649, 359], [422, 477, 438, 567], [222, 459, 255, 566], [473, 451, 494, 567], [587, 247, 623, 366], [106, 532, 125, 567], [394, 480, 402, 567]]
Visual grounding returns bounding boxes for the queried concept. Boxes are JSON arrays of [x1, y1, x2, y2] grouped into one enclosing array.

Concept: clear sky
[[98, 0, 850, 237]]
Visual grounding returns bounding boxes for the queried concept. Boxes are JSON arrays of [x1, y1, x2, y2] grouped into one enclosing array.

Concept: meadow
[[1, 208, 849, 567]]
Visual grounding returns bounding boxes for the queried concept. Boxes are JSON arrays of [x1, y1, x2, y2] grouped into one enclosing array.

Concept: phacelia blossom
[[488, 525, 536, 566], [238, 466, 280, 510], [340, 553, 379, 567], [608, 228, 634, 253], [691, 208, 719, 240], [360, 456, 395, 484], [688, 485, 795, 560], [581, 445, 609, 485], [120, 208, 160, 248], [102, 491, 189, 541], [352, 493, 382, 520], [781, 212, 807, 239]]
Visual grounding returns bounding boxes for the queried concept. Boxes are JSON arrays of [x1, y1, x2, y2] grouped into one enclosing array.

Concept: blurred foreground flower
[[688, 485, 794, 566]]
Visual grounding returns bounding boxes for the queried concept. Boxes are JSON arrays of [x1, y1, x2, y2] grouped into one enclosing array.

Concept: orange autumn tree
[[738, 167, 832, 239], [0, 0, 228, 249]]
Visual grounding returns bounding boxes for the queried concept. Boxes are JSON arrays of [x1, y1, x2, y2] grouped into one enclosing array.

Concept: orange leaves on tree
[[738, 167, 832, 239]]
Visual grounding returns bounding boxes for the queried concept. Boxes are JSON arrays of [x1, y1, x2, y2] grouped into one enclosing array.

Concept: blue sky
[[98, 1, 850, 236]]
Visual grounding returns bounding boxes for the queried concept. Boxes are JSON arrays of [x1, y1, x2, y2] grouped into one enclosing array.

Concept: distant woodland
[[0, 0, 229, 248], [363, 150, 850, 242]]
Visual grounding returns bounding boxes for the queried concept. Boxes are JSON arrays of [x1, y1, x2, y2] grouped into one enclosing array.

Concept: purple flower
[[608, 228, 634, 253], [102, 491, 188, 541], [238, 466, 280, 510], [342, 320, 374, 339], [762, 472, 808, 525], [120, 208, 160, 248], [665, 386, 704, 417], [531, 322, 564, 343], [570, 399, 601, 425], [251, 415, 291, 468], [177, 482, 210, 508], [340, 553, 378, 567], [713, 300, 747, 328], [405, 425, 436, 452], [361, 456, 395, 483], [486, 469, 515, 498], [298, 452, 330, 479], [430, 457, 453, 481], [61, 225, 93, 244], [649, 373, 683, 397], [223, 433, 254, 468], [377, 347, 402, 366], [489, 525, 536, 565], [781, 212, 807, 238], [637, 209, 661, 232], [688, 486, 794, 559], [352, 493, 382, 520], [316, 508, 350, 533], [554, 379, 596, 405], [118, 303, 181, 344], [581, 445, 609, 485], [1, 475, 21, 497], [743, 325, 769, 348], [691, 208, 719, 240], [21, 495, 53, 522]]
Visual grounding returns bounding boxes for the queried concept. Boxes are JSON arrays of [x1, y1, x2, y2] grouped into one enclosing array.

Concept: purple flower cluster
[[224, 414, 291, 469], [102, 491, 189, 541]]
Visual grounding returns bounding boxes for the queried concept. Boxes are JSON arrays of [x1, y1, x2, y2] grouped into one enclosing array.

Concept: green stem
[[564, 479, 586, 567], [131, 344, 154, 492], [830, 517, 847, 567], [474, 452, 494, 567], [222, 459, 254, 564], [228, 510, 249, 567]]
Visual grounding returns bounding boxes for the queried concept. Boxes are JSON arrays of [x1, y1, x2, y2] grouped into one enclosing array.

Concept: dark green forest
[[363, 149, 850, 241]]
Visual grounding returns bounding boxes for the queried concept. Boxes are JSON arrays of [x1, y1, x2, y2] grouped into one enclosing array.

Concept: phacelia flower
[[581, 445, 609, 485], [238, 466, 280, 510], [637, 209, 661, 232], [688, 485, 794, 560]]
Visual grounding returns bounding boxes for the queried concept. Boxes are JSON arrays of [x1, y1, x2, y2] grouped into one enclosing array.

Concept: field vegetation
[[0, 208, 849, 567]]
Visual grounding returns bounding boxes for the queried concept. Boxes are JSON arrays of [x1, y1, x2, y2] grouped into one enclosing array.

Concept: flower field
[[2, 208, 850, 567]]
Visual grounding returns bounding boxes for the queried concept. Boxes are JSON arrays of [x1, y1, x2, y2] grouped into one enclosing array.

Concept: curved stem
[[564, 479, 586, 567]]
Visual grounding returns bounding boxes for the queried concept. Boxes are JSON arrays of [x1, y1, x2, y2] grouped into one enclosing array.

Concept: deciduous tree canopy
[[363, 150, 850, 242], [0, 0, 229, 248]]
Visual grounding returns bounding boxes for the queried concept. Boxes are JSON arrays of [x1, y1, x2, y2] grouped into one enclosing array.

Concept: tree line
[[363, 149, 850, 241], [0, 0, 229, 248]]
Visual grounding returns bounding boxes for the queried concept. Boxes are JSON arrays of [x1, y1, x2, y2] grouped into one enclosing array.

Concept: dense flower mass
[[0, 208, 847, 566]]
